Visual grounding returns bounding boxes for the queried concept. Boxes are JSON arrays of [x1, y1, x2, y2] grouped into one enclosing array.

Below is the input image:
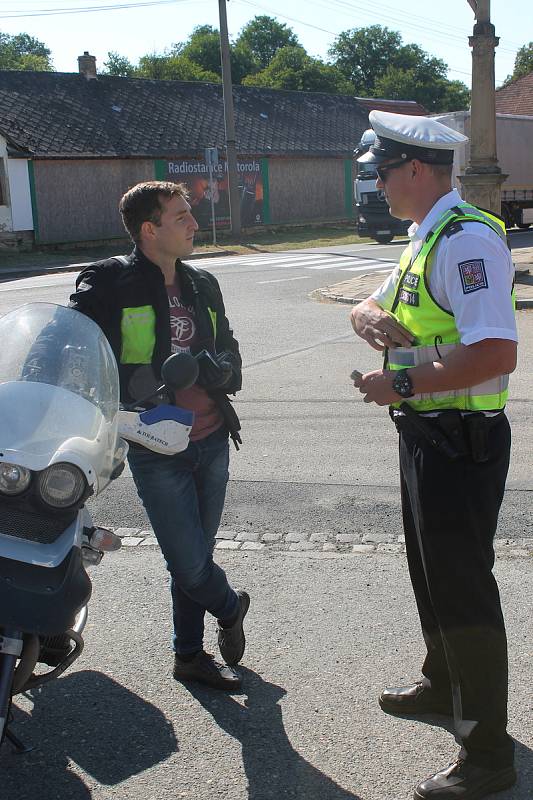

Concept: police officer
[[350, 111, 517, 800]]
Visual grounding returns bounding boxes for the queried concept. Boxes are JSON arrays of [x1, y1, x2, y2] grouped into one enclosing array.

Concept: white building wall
[[7, 158, 33, 231]]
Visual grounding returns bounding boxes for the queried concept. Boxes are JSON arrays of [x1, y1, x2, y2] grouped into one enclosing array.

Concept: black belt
[[391, 404, 504, 462]]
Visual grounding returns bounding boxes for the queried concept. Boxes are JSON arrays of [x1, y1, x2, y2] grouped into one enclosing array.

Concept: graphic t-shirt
[[166, 277, 223, 441]]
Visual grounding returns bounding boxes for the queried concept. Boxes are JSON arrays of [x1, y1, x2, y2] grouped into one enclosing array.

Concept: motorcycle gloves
[[196, 350, 234, 390]]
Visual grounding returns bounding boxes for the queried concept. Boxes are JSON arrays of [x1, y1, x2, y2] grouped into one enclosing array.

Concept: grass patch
[[0, 224, 375, 273]]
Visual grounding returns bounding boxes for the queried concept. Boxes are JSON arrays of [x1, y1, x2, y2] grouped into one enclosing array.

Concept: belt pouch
[[465, 413, 490, 463]]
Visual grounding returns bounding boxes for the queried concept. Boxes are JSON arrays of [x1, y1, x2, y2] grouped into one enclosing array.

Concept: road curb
[[314, 286, 533, 310], [110, 526, 533, 558]]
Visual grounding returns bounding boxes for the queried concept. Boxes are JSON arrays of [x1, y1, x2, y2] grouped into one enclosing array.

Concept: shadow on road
[[186, 667, 362, 800], [2, 670, 177, 798]]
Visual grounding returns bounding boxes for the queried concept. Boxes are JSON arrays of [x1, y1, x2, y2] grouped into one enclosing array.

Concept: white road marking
[[258, 275, 315, 285]]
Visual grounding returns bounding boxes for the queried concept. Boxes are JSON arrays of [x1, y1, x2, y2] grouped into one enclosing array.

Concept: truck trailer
[[354, 111, 533, 243]]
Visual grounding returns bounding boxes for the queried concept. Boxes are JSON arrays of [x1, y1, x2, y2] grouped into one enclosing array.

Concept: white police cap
[[365, 110, 468, 166]]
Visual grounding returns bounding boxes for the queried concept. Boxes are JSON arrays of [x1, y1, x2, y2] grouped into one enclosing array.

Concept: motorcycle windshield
[[0, 303, 118, 418]]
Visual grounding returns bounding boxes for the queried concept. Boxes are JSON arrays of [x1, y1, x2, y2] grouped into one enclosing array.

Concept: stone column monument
[[458, 0, 507, 214]]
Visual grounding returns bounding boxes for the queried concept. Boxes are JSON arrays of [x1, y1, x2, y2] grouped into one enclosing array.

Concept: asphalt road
[[0, 243, 531, 542], [1, 244, 531, 800], [4, 550, 532, 800]]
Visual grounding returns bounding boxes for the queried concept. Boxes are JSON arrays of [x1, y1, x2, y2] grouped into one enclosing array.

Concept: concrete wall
[[33, 158, 154, 244], [0, 136, 13, 234], [268, 157, 347, 223]]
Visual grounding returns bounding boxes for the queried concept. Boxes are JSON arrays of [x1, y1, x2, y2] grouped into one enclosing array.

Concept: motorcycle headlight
[[37, 464, 86, 509], [0, 463, 32, 495]]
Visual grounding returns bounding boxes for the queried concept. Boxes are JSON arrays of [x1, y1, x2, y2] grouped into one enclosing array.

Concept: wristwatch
[[392, 369, 415, 399]]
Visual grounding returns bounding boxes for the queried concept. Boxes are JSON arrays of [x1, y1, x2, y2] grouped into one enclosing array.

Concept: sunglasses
[[376, 159, 410, 182]]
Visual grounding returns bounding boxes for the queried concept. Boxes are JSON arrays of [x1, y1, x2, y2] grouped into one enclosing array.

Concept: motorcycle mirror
[[161, 352, 199, 391]]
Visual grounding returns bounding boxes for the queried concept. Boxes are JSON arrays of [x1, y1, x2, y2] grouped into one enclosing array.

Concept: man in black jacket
[[69, 181, 249, 690]]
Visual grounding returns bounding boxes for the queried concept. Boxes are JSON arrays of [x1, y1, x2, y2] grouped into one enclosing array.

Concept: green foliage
[[328, 25, 469, 112], [242, 45, 352, 93], [503, 42, 533, 84], [136, 53, 219, 82], [0, 32, 53, 71], [236, 15, 298, 70], [374, 68, 469, 112], [102, 51, 136, 77], [174, 24, 222, 76]]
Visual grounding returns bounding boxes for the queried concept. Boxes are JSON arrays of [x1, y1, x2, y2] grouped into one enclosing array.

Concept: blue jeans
[[127, 426, 239, 656]]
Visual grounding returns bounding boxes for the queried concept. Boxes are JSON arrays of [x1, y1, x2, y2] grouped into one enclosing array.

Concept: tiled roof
[[496, 72, 533, 115], [0, 71, 370, 158], [354, 97, 428, 115]]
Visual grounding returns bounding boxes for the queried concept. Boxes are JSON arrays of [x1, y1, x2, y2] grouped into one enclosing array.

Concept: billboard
[[163, 158, 264, 229]]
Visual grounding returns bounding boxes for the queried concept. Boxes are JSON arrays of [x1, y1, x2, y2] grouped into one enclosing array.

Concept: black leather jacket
[[69, 247, 242, 447]]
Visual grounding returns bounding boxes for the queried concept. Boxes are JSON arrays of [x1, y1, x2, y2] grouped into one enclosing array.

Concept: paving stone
[[336, 534, 357, 543], [352, 544, 376, 554], [288, 542, 316, 551], [362, 533, 396, 544], [286, 532, 307, 543], [121, 537, 144, 547], [215, 530, 237, 540], [236, 531, 262, 542], [139, 538, 158, 546], [310, 532, 330, 542], [322, 543, 338, 552], [376, 543, 405, 553], [240, 542, 265, 551], [215, 540, 241, 550], [261, 533, 282, 543], [114, 527, 141, 538], [140, 530, 154, 538]]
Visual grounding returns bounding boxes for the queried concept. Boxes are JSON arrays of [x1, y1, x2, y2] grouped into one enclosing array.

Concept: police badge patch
[[458, 259, 488, 294]]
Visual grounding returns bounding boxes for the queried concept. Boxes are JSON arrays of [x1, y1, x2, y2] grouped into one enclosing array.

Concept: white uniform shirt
[[371, 188, 518, 346]]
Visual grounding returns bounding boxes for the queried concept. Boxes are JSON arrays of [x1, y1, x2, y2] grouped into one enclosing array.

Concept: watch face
[[393, 371, 413, 398]]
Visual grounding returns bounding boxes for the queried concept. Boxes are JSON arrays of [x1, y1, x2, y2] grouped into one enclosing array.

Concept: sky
[[0, 0, 530, 88]]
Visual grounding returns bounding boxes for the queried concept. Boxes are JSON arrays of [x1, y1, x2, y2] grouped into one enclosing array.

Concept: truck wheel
[[374, 233, 394, 244], [501, 205, 514, 230]]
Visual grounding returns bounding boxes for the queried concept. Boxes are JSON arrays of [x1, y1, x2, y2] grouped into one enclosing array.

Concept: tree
[[236, 15, 298, 70], [242, 45, 352, 94], [136, 53, 219, 82], [0, 32, 53, 71], [329, 25, 469, 111], [503, 41, 533, 84], [171, 24, 256, 84], [328, 25, 403, 96], [375, 69, 469, 112], [175, 24, 222, 76], [102, 51, 136, 77]]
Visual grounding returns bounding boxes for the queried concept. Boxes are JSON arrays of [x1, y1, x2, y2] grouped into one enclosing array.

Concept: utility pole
[[218, 0, 241, 238], [459, 0, 506, 214]]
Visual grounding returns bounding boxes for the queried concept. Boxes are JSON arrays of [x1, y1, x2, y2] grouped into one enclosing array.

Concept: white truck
[[354, 111, 533, 242]]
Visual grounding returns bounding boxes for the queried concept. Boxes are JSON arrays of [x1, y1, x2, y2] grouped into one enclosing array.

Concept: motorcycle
[[0, 302, 127, 752]]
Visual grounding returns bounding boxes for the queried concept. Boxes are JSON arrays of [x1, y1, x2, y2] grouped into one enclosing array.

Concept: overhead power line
[[0, 0, 196, 19]]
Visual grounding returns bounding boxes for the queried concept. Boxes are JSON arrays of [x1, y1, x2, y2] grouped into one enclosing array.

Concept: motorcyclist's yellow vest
[[382, 202, 514, 412]]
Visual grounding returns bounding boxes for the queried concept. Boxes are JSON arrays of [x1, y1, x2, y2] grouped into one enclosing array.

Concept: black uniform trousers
[[398, 412, 514, 769]]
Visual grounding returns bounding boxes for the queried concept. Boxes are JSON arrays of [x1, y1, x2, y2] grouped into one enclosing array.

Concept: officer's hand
[[196, 350, 233, 390], [350, 300, 413, 351], [356, 369, 398, 406]]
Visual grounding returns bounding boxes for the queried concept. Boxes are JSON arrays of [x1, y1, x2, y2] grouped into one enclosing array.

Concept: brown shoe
[[379, 681, 453, 716], [173, 651, 241, 690], [414, 757, 516, 799]]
